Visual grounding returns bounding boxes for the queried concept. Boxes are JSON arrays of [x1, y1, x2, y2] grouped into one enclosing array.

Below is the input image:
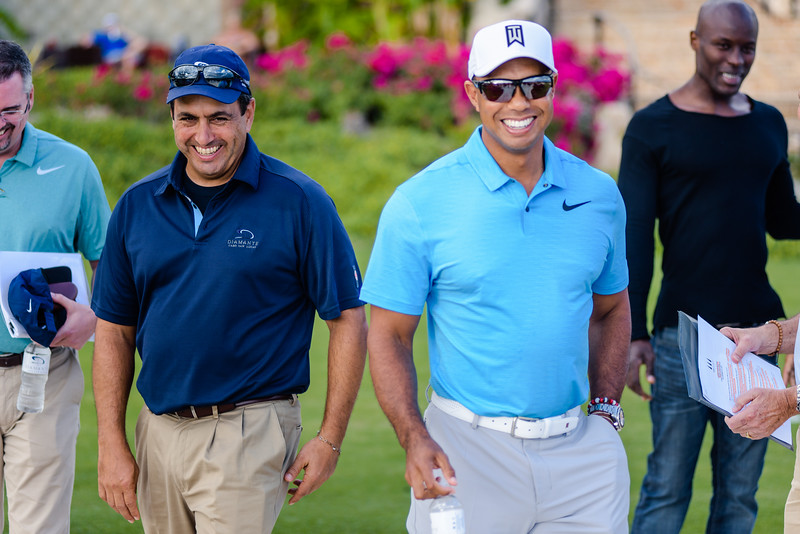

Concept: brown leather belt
[[172, 394, 294, 419], [0, 353, 23, 367]]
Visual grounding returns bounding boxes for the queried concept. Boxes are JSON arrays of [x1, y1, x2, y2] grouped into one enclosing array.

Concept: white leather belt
[[430, 391, 580, 439]]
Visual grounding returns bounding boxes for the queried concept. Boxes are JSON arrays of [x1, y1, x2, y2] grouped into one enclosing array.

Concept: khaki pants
[[785, 426, 800, 533], [0, 347, 83, 534], [135, 396, 302, 534]]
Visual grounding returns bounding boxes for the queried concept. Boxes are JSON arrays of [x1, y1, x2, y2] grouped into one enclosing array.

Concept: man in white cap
[[361, 19, 631, 533]]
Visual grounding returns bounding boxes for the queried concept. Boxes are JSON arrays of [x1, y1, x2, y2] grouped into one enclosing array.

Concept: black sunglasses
[[168, 64, 251, 94], [473, 74, 554, 103]]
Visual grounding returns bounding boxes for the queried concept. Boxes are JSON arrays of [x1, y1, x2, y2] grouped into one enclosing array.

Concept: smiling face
[[464, 57, 555, 164], [171, 94, 255, 186], [691, 2, 757, 98], [0, 73, 32, 165]]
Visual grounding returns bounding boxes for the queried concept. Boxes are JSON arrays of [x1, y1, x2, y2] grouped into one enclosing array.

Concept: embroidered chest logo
[[562, 200, 591, 211], [506, 25, 524, 47], [37, 165, 65, 176], [227, 228, 260, 249]]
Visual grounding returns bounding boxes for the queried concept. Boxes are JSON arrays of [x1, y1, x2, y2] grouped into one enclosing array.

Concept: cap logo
[[505, 24, 524, 47], [194, 61, 209, 67]]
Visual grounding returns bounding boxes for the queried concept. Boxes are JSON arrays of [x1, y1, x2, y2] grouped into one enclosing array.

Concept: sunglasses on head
[[472, 74, 554, 103], [168, 64, 251, 94]]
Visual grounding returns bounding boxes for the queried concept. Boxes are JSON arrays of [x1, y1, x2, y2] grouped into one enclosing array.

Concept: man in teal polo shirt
[[361, 20, 631, 532], [0, 40, 111, 533]]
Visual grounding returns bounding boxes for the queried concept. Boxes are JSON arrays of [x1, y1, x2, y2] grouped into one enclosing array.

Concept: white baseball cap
[[468, 20, 557, 79]]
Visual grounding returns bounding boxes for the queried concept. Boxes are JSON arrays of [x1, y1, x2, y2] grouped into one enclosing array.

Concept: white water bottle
[[429, 469, 466, 534], [17, 342, 51, 413]]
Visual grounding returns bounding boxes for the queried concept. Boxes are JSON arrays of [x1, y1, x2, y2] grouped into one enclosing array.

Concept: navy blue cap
[[166, 44, 251, 104], [8, 269, 59, 347]]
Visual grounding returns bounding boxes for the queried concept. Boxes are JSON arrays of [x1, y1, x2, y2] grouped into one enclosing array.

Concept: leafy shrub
[[32, 33, 629, 161], [30, 109, 463, 239]]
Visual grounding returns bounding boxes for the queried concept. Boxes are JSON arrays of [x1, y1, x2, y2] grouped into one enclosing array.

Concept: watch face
[[590, 402, 624, 430]]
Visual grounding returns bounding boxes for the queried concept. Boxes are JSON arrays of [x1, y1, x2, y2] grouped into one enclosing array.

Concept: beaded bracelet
[[766, 320, 783, 356], [316, 431, 341, 454], [589, 396, 620, 407]]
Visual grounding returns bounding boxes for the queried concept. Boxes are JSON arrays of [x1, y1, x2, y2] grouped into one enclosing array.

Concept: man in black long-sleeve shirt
[[618, 1, 800, 533]]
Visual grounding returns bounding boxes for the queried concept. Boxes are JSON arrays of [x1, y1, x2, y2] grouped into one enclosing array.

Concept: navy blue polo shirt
[[92, 135, 363, 414]]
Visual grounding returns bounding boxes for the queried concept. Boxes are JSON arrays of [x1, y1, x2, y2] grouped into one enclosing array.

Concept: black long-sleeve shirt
[[618, 95, 800, 340]]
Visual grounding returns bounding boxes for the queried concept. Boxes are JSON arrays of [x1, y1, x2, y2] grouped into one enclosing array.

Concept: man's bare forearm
[[93, 319, 137, 448], [319, 306, 368, 445], [588, 289, 631, 400]]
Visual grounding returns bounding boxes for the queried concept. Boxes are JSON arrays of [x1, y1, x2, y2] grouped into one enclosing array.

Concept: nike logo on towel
[[562, 200, 591, 211], [36, 165, 64, 175]]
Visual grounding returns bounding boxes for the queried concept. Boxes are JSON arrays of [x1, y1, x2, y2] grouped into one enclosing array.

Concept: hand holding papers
[[678, 312, 793, 450]]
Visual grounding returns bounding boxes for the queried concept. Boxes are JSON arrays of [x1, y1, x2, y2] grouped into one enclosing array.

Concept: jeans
[[631, 327, 769, 534]]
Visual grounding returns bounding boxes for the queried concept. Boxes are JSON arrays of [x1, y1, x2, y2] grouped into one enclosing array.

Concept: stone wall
[[553, 0, 800, 169], [3, 0, 224, 52]]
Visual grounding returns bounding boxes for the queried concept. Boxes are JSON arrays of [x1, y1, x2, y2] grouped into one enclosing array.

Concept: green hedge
[[31, 109, 471, 239]]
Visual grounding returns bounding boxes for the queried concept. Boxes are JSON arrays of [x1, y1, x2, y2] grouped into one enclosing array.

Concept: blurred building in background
[[555, 0, 800, 162], [1, 0, 222, 57]]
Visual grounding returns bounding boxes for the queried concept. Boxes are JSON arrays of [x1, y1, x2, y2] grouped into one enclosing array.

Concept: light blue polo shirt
[[360, 127, 627, 418], [0, 123, 110, 353]]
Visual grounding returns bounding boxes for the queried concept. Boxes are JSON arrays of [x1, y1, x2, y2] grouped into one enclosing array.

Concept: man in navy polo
[[91, 44, 367, 533]]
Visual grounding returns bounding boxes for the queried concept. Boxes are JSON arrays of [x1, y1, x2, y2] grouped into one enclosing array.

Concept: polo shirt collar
[[465, 126, 567, 192], [157, 133, 260, 196], [4, 122, 39, 169]]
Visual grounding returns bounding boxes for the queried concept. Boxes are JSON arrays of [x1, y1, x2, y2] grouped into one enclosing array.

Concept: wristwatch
[[587, 397, 625, 431], [795, 385, 800, 414]]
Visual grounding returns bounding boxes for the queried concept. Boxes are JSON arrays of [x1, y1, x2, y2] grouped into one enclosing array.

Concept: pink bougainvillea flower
[[553, 96, 582, 133], [552, 39, 578, 67], [93, 63, 111, 81], [326, 32, 352, 51], [413, 75, 433, 91], [421, 39, 447, 67], [281, 41, 309, 69], [255, 41, 309, 74], [372, 75, 390, 90], [114, 71, 132, 85], [133, 83, 153, 101], [255, 52, 284, 73], [368, 43, 401, 76], [590, 68, 629, 102]]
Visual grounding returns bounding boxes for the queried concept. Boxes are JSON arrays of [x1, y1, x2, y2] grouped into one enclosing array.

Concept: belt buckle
[[510, 416, 542, 438]]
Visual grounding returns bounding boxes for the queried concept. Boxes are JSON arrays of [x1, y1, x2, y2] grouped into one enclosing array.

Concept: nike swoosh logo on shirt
[[562, 200, 591, 211], [27, 299, 32, 313], [36, 165, 65, 175]]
